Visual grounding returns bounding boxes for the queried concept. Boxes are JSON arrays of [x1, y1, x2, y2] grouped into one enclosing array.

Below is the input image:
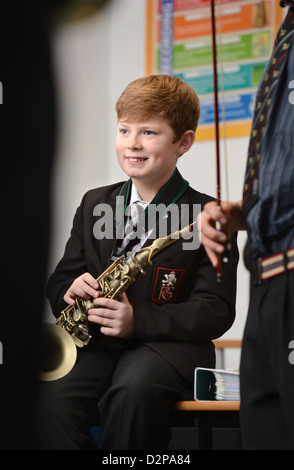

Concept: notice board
[[146, 0, 283, 141]]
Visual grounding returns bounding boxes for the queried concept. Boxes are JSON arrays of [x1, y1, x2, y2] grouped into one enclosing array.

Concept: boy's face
[[116, 116, 184, 192]]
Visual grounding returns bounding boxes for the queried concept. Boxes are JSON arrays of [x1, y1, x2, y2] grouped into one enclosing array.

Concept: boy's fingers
[[82, 273, 99, 289]]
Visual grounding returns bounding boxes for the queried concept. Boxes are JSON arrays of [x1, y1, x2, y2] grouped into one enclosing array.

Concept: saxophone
[[40, 222, 195, 381]]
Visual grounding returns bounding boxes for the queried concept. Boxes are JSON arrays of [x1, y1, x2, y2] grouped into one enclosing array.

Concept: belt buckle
[[253, 257, 262, 285]]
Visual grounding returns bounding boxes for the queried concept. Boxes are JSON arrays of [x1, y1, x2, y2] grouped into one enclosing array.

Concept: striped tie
[[242, 8, 294, 218], [120, 202, 145, 253]]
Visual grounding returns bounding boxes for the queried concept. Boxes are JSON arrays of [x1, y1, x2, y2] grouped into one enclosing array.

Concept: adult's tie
[[242, 8, 294, 218]]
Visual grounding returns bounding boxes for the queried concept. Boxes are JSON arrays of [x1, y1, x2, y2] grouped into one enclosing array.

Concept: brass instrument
[[40, 222, 195, 381]]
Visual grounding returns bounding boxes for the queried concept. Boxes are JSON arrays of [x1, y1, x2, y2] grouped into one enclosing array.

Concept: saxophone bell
[[40, 323, 77, 382]]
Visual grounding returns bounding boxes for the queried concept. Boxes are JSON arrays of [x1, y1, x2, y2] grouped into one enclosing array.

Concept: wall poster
[[146, 0, 283, 141]]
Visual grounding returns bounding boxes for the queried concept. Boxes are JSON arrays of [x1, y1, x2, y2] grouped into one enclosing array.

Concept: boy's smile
[[125, 157, 148, 164], [116, 116, 193, 200]]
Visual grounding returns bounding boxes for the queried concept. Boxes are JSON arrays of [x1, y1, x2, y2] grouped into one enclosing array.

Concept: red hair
[[116, 74, 200, 142]]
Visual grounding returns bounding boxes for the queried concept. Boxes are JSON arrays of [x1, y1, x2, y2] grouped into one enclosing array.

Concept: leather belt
[[253, 248, 294, 285]]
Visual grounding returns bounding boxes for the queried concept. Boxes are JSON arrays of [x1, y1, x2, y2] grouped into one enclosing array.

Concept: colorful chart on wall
[[146, 0, 283, 141]]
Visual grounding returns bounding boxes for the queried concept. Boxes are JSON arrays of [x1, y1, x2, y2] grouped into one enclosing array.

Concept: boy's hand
[[199, 200, 245, 267], [63, 272, 99, 305], [88, 292, 134, 339]]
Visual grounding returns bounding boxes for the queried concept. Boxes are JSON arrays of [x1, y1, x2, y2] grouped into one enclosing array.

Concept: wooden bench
[[172, 400, 240, 450], [172, 340, 242, 450]]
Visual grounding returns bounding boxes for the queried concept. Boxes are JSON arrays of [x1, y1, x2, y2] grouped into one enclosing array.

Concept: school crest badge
[[152, 267, 185, 303]]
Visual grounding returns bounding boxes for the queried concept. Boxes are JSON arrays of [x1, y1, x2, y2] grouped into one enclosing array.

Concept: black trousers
[[37, 338, 193, 450], [240, 269, 294, 450]]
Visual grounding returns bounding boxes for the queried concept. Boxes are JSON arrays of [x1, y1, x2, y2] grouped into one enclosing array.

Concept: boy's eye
[[119, 128, 128, 134], [144, 130, 154, 135]]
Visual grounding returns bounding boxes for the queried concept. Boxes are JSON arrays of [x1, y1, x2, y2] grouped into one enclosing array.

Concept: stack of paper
[[214, 370, 240, 401]]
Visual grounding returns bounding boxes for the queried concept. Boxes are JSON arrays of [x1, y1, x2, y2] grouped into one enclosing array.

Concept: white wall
[[48, 0, 250, 368]]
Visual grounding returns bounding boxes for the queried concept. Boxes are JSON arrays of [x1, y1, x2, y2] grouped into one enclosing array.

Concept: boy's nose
[[127, 134, 142, 150]]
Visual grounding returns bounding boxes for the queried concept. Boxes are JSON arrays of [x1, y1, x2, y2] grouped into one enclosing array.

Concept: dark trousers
[[240, 269, 294, 449], [37, 339, 193, 450]]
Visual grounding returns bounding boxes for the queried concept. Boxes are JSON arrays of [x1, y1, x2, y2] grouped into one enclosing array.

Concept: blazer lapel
[[98, 182, 128, 269]]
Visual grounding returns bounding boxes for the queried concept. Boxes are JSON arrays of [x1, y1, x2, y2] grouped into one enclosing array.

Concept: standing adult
[[199, 2, 294, 449]]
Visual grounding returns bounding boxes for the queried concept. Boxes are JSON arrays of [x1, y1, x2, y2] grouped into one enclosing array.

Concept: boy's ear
[[178, 130, 196, 155]]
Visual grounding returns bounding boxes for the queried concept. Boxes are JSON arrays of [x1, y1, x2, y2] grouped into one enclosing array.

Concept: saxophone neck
[[138, 219, 197, 263]]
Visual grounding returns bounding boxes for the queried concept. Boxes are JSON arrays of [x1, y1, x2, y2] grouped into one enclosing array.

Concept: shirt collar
[[129, 182, 149, 209]]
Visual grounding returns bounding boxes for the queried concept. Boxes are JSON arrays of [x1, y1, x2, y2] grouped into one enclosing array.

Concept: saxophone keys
[[72, 308, 81, 322]]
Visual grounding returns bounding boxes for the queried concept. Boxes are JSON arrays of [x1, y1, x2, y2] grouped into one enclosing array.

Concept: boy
[[38, 74, 238, 450]]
